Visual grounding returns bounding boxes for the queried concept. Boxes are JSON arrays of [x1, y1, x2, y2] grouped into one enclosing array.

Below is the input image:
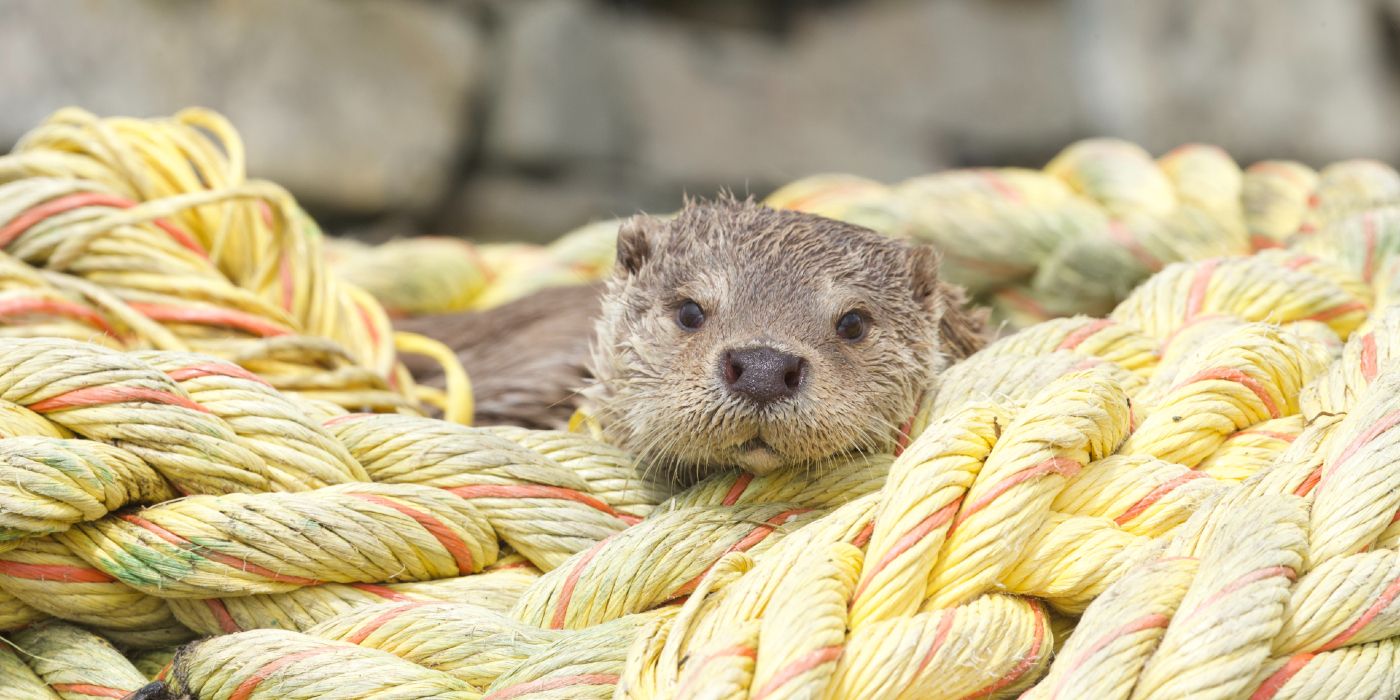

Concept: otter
[[398, 196, 986, 484]]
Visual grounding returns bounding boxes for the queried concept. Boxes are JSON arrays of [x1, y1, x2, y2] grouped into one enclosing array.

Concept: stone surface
[[473, 0, 1081, 230], [0, 0, 482, 214], [6, 0, 1400, 239], [1072, 0, 1400, 164], [484, 0, 626, 169], [436, 169, 659, 243]]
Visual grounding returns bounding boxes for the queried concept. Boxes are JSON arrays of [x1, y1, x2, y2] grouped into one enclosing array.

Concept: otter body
[[399, 282, 603, 428], [402, 197, 986, 484]]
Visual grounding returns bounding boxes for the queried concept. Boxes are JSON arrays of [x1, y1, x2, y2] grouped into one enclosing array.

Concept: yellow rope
[[307, 601, 560, 691], [0, 585, 46, 632], [394, 331, 474, 425], [166, 560, 540, 636], [0, 437, 173, 552], [1, 642, 62, 700], [161, 628, 484, 699], [0, 536, 185, 645], [8, 622, 149, 699], [0, 107, 472, 421], [58, 482, 499, 597], [325, 413, 637, 571], [12, 111, 1400, 698]]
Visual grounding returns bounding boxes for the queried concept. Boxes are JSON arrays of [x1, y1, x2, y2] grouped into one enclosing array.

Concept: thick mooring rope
[[0, 107, 471, 421], [7, 110, 1400, 699]]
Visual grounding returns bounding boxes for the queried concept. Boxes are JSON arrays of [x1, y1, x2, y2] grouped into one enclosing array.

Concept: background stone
[[4, 0, 1400, 241], [0, 0, 481, 215]]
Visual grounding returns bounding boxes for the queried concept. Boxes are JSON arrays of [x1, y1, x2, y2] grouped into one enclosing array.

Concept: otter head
[[585, 196, 983, 485]]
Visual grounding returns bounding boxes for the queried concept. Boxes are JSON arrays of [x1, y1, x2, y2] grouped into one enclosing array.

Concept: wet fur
[[402, 196, 986, 484], [396, 283, 603, 428], [585, 196, 984, 483]]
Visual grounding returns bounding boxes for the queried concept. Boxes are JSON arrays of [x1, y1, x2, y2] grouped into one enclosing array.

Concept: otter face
[[585, 196, 977, 484]]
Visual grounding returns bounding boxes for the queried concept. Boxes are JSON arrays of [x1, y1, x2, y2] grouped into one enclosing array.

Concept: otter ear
[[908, 243, 986, 360], [936, 280, 989, 360], [907, 243, 942, 305], [615, 215, 659, 276]]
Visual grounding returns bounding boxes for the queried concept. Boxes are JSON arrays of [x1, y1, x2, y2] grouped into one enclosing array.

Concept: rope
[[129, 646, 178, 680], [481, 426, 669, 519], [0, 337, 273, 495], [511, 504, 822, 630], [307, 601, 560, 691], [326, 221, 623, 317], [326, 414, 637, 571], [0, 436, 173, 551], [13, 110, 1400, 697], [0, 535, 185, 646], [484, 609, 674, 700], [0, 107, 471, 419], [8, 622, 149, 699], [1119, 323, 1333, 467], [158, 628, 483, 699], [1, 642, 61, 700], [57, 482, 498, 597], [394, 331, 474, 425], [165, 561, 540, 636], [133, 350, 370, 490], [0, 584, 46, 631]]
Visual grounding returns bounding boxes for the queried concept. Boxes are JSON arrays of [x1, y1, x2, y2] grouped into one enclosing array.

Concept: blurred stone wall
[[4, 0, 1400, 242]]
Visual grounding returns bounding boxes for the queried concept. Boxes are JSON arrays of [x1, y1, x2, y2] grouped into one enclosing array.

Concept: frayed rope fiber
[[6, 109, 1400, 699]]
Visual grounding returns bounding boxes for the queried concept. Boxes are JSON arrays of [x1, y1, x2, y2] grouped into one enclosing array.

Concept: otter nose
[[721, 346, 807, 404]]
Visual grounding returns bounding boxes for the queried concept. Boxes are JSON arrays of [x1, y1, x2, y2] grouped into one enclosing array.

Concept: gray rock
[[1070, 0, 1400, 164], [608, 0, 1079, 188], [483, 0, 627, 168], [437, 169, 647, 244], [0, 0, 482, 214]]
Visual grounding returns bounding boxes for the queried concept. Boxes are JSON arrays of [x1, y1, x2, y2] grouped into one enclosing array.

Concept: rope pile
[[5, 108, 1400, 699], [326, 218, 622, 317], [0, 334, 660, 696], [767, 141, 1400, 329], [331, 140, 1400, 334], [0, 107, 471, 421]]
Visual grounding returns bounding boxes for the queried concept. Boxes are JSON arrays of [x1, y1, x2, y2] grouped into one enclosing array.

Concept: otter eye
[[836, 310, 869, 341], [676, 300, 706, 331]]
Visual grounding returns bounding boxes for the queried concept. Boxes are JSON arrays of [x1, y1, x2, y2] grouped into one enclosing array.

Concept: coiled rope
[[7, 110, 1400, 699], [0, 107, 471, 421], [337, 138, 1400, 339]]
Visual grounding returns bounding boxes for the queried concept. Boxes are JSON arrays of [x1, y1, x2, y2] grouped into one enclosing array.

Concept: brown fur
[[402, 196, 986, 484], [397, 282, 603, 428]]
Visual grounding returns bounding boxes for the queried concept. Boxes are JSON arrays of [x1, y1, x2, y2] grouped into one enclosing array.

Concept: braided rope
[[976, 315, 1161, 379], [0, 535, 182, 639], [0, 337, 274, 495], [327, 221, 623, 317], [161, 629, 483, 699], [0, 643, 60, 700], [0, 436, 173, 551], [1119, 323, 1332, 467], [327, 414, 638, 571], [307, 601, 559, 690], [166, 562, 540, 636], [511, 504, 821, 630], [14, 112, 1400, 697], [481, 426, 668, 519], [0, 107, 471, 420], [8, 622, 149, 699], [133, 350, 369, 490], [484, 609, 673, 700], [57, 482, 498, 597], [931, 350, 1143, 420], [0, 584, 46, 631], [1196, 415, 1304, 483]]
